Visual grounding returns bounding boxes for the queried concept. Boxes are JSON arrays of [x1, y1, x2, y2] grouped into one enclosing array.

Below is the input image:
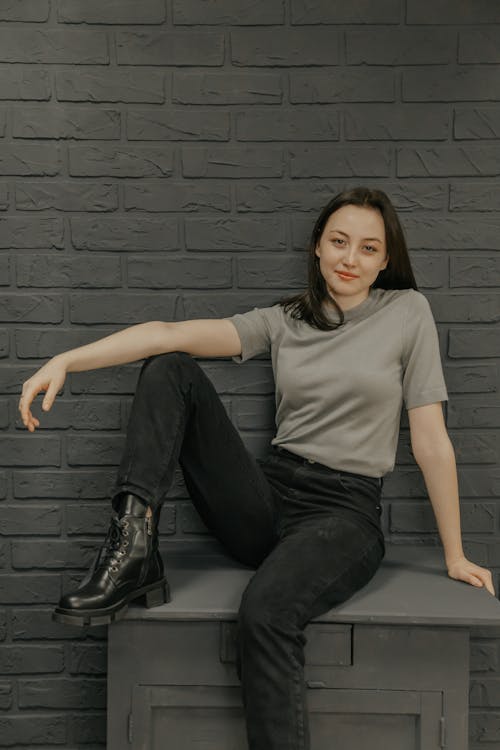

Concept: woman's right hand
[[19, 355, 68, 432]]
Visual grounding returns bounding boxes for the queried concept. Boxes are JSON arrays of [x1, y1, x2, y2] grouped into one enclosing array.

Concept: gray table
[[107, 544, 500, 750]]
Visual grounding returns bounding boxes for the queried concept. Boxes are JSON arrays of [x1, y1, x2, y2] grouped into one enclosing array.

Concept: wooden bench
[[107, 543, 500, 750]]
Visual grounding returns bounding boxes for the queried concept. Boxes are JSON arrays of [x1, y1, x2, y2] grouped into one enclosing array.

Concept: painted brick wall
[[1, 1, 499, 747]]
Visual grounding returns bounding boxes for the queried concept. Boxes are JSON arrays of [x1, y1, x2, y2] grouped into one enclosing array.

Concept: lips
[[336, 271, 359, 279]]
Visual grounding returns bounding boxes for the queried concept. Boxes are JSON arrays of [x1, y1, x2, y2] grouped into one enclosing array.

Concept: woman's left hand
[[447, 555, 496, 596]]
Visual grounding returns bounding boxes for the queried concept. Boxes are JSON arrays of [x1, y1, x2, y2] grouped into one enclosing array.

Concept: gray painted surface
[[1, 2, 499, 747], [108, 545, 499, 749]]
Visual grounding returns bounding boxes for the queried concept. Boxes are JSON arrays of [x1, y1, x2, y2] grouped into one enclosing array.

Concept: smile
[[336, 271, 359, 280]]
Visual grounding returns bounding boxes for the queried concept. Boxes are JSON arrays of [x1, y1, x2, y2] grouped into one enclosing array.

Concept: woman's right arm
[[19, 319, 242, 431]]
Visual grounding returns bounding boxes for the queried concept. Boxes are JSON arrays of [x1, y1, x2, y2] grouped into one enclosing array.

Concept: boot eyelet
[[123, 530, 129, 536], [111, 565, 119, 572]]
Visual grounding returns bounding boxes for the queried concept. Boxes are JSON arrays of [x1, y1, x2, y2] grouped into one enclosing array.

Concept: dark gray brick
[[56, 69, 166, 102], [0, 255, 9, 282], [0, 714, 66, 745], [0, 334, 8, 359], [12, 540, 98, 570], [398, 146, 500, 177], [0, 145, 61, 175], [18, 677, 106, 709], [0, 645, 64, 674], [0, 681, 12, 709], [346, 29, 455, 64], [0, 68, 51, 100], [70, 713, 106, 744], [445, 364, 497, 394], [454, 108, 500, 140], [127, 109, 229, 140], [0, 1, 49, 21], [410, 254, 448, 289], [128, 256, 232, 288], [16, 182, 118, 212], [237, 181, 446, 213], [69, 644, 106, 675], [0, 110, 6, 137], [173, 72, 282, 104], [182, 146, 285, 178], [69, 366, 144, 395], [470, 642, 497, 671], [174, 0, 284, 24], [0, 574, 61, 604], [290, 69, 394, 103], [15, 400, 120, 432], [236, 108, 339, 141], [234, 396, 275, 430], [179, 503, 210, 534], [0, 294, 62, 323], [70, 217, 178, 250], [66, 504, 113, 535], [0, 30, 108, 64], [0, 185, 8, 211], [66, 436, 124, 466], [58, 0, 166, 24], [401, 214, 500, 250], [0, 435, 60, 466], [69, 145, 174, 177], [0, 218, 63, 248], [450, 432, 499, 464], [391, 501, 495, 534], [426, 293, 499, 323], [450, 254, 500, 287], [449, 329, 499, 359], [344, 105, 449, 140], [185, 216, 285, 252], [403, 67, 500, 102], [12, 608, 92, 640], [290, 146, 391, 178], [407, 0, 500, 23], [116, 31, 224, 66], [13, 107, 120, 140], [17, 254, 120, 288], [448, 398, 500, 428], [459, 30, 500, 63], [14, 469, 116, 500], [232, 28, 341, 66], [16, 327, 122, 362], [450, 183, 499, 211], [0, 474, 7, 500], [291, 0, 399, 24], [200, 361, 274, 396], [0, 610, 5, 641], [124, 182, 230, 212], [237, 255, 306, 288], [69, 292, 177, 324], [0, 506, 61, 535]]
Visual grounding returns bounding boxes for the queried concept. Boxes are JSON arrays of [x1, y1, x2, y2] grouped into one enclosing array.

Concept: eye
[[331, 238, 345, 245], [364, 245, 376, 253]]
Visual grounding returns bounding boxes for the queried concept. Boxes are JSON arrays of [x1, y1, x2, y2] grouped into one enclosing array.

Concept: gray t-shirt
[[227, 287, 448, 478]]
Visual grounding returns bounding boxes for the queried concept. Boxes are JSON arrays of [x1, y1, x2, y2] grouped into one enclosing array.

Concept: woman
[[19, 186, 494, 750]]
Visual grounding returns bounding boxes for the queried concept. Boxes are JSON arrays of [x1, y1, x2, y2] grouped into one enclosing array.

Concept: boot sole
[[52, 578, 171, 627]]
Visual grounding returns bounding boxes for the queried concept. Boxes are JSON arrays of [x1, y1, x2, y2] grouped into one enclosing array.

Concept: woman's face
[[315, 204, 389, 311]]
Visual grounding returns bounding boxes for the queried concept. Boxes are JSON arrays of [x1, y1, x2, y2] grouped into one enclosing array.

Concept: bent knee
[[142, 350, 195, 375]]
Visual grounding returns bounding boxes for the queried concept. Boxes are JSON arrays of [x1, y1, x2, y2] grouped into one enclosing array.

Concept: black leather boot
[[53, 493, 170, 627]]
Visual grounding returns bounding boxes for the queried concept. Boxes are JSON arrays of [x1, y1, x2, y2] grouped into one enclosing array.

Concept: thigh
[[239, 515, 385, 630], [171, 354, 279, 566]]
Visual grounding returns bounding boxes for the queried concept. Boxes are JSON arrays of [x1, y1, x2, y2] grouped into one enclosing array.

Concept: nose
[[341, 246, 357, 267]]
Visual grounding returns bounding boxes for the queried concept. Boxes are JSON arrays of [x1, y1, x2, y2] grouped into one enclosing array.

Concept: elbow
[[411, 435, 455, 466]]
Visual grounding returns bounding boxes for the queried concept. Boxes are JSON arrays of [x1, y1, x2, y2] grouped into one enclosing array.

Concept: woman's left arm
[[408, 402, 496, 596]]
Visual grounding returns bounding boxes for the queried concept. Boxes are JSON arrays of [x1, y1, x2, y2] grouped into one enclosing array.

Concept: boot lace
[[96, 515, 130, 574]]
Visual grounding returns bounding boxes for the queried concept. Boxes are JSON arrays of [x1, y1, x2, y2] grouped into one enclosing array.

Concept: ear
[[381, 254, 389, 270]]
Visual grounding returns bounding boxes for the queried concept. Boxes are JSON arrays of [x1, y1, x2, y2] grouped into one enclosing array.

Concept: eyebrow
[[328, 229, 382, 243]]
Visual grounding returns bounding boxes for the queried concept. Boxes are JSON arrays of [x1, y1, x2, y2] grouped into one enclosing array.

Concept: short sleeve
[[402, 291, 449, 410], [226, 305, 279, 363]]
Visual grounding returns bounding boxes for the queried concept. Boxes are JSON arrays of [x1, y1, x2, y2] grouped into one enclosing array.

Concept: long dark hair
[[275, 186, 418, 330]]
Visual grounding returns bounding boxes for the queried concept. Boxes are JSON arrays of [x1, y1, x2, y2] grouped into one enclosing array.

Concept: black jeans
[[112, 352, 386, 750]]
